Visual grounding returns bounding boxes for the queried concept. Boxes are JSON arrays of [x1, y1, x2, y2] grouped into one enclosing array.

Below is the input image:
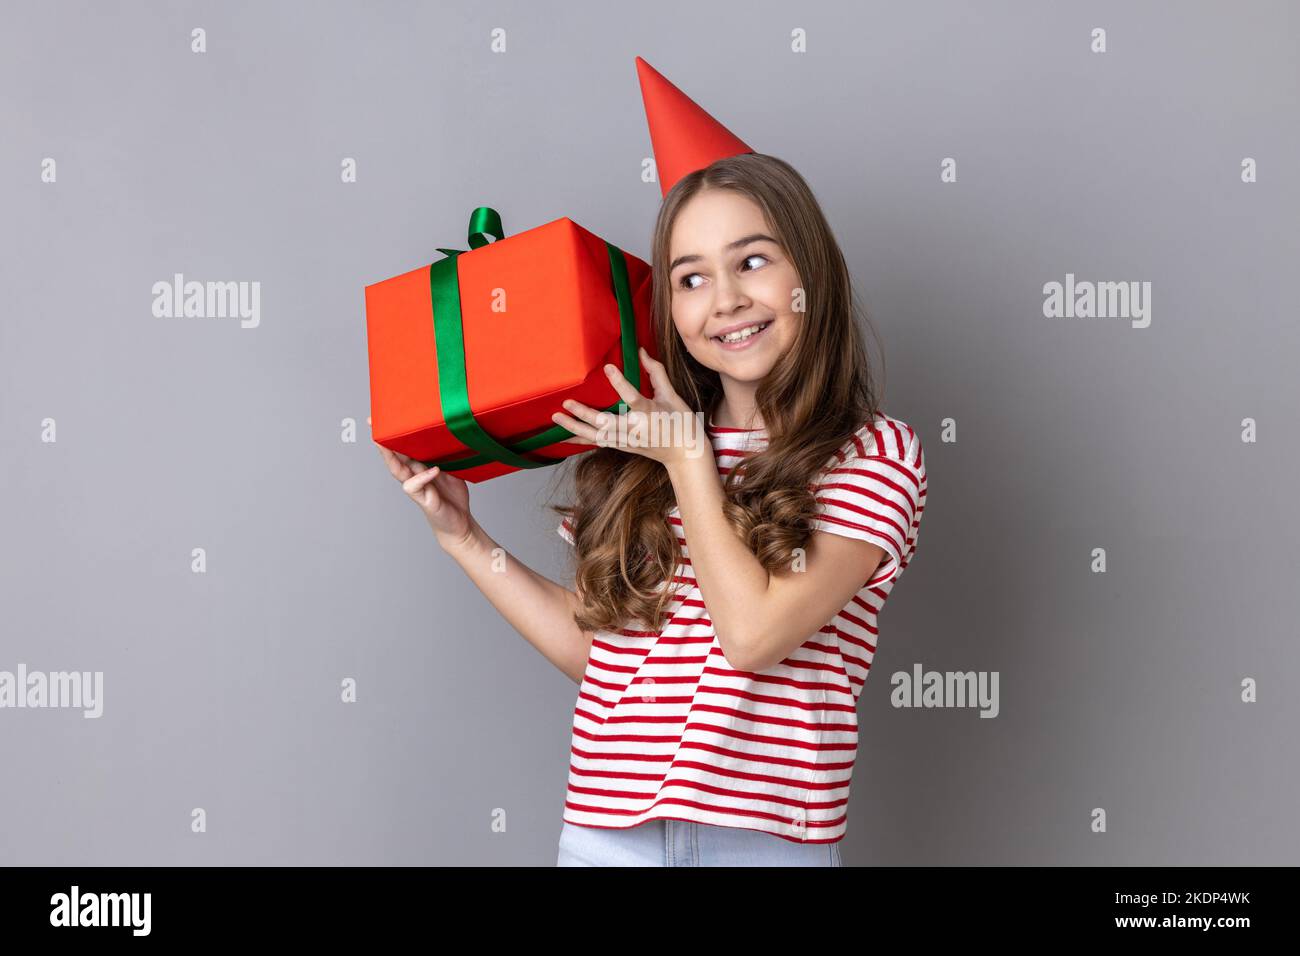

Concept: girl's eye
[[676, 253, 769, 292]]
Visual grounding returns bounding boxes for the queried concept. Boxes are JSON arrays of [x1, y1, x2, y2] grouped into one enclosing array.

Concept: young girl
[[375, 151, 927, 866]]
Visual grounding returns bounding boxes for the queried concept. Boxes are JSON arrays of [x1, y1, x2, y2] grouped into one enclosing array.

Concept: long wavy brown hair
[[550, 152, 886, 635]]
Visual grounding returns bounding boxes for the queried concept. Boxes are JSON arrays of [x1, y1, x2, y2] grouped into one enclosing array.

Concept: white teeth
[[716, 322, 770, 343]]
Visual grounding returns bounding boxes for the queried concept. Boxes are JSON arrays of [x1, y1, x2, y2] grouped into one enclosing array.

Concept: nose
[[711, 270, 751, 317]]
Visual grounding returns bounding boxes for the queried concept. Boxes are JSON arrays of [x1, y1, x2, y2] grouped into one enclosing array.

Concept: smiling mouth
[[712, 320, 772, 344]]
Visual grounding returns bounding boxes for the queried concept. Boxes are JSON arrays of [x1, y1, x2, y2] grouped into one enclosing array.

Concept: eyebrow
[[669, 233, 779, 274]]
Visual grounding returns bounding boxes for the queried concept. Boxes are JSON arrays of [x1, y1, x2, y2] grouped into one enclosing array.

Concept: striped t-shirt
[[556, 414, 927, 844]]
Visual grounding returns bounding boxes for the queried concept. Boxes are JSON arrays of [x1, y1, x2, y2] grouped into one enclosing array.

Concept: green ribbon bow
[[419, 206, 642, 474]]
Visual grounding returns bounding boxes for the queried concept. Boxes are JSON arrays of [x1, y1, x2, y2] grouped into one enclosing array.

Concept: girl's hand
[[550, 347, 706, 469], [371, 416, 476, 551]]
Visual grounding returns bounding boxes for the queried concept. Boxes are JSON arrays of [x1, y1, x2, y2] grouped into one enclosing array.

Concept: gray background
[[2, 0, 1297, 865]]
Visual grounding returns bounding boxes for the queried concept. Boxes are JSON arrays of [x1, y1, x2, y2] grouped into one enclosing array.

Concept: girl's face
[[667, 188, 802, 386]]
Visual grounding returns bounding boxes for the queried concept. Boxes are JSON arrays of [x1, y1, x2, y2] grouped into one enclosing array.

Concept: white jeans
[[556, 819, 843, 866]]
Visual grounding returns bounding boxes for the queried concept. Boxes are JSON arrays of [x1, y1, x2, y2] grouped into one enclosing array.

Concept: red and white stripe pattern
[[556, 415, 927, 843]]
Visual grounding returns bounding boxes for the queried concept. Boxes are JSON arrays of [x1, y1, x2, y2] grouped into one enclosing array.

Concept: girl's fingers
[[553, 395, 613, 434], [558, 399, 603, 427], [378, 444, 413, 481], [638, 347, 683, 408], [552, 409, 599, 442], [379, 443, 433, 483], [402, 465, 441, 498], [602, 363, 647, 409]]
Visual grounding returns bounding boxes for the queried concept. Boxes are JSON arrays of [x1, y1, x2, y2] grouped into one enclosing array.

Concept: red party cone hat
[[635, 56, 754, 198]]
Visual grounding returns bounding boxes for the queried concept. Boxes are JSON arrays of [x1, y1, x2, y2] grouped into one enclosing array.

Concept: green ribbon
[[419, 206, 642, 473]]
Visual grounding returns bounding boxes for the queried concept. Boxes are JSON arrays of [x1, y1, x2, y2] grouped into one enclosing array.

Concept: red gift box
[[365, 207, 659, 483]]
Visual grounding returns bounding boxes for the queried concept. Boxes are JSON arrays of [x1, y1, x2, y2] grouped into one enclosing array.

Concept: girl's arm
[[666, 454, 888, 673], [440, 518, 595, 684], [548, 355, 922, 676]]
